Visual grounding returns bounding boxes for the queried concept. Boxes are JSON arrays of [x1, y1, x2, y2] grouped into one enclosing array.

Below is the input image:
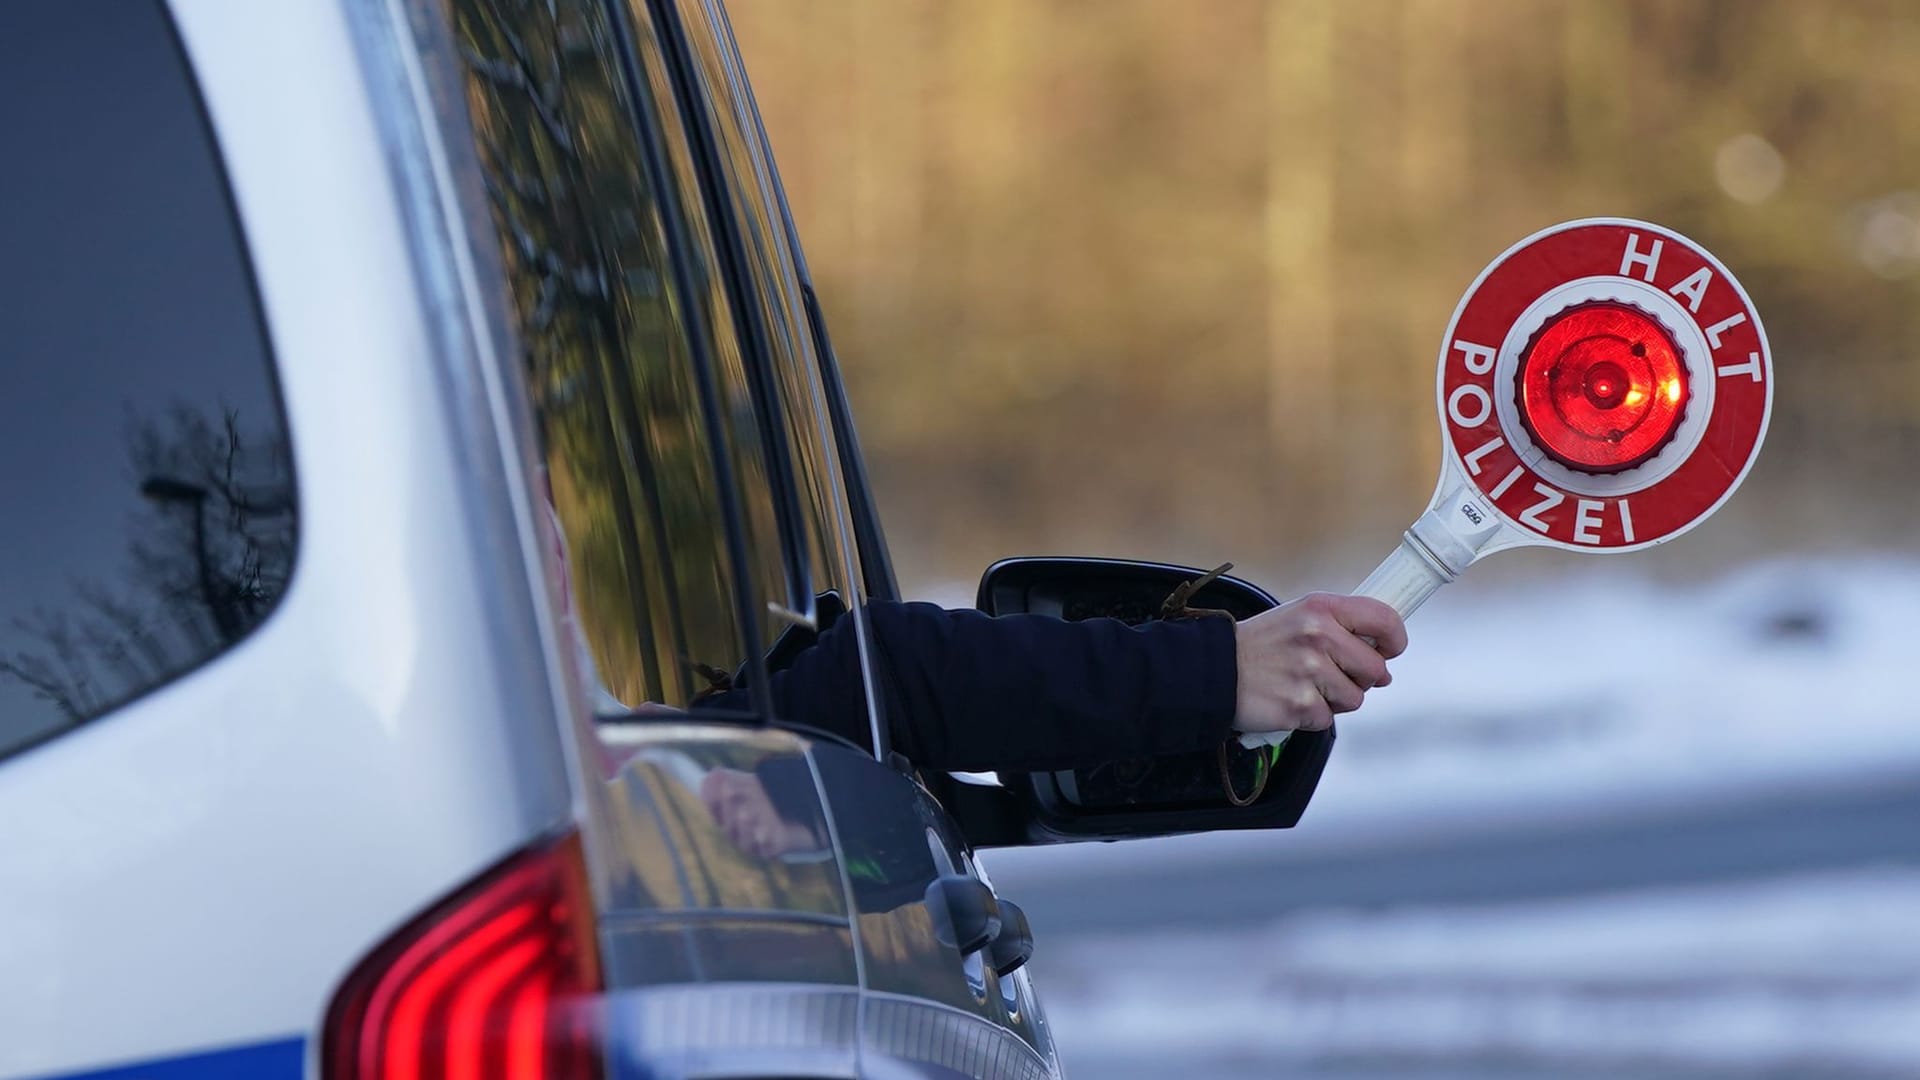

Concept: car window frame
[[616, 0, 892, 755], [405, 0, 782, 718], [657, 11, 868, 624], [576, 0, 784, 715], [794, 280, 902, 604], [612, 0, 817, 626], [691, 0, 901, 605]]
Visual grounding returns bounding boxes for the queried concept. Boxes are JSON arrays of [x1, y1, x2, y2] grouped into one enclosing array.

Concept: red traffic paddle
[[1244, 218, 1772, 749]]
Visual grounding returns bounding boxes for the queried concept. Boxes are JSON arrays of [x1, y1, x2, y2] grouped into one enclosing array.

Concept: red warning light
[[1518, 302, 1688, 473]]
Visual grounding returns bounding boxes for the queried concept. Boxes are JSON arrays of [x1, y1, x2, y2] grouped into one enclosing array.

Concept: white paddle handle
[[1353, 534, 1449, 620]]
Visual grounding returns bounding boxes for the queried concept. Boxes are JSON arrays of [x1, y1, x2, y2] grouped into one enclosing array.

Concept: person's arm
[[871, 603, 1240, 772], [702, 594, 1405, 774], [734, 601, 1233, 773]]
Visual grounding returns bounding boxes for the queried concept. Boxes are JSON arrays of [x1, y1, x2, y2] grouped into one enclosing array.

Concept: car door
[[626, 0, 1059, 1070], [418, 0, 879, 1071], [419, 0, 1050, 1073]]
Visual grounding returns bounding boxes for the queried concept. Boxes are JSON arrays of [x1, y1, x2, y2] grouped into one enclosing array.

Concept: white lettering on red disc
[[1668, 267, 1712, 314], [1620, 233, 1663, 282], [1574, 499, 1604, 544], [1462, 436, 1504, 475], [1718, 351, 1765, 382], [1519, 483, 1565, 533], [1704, 312, 1747, 349], [1453, 339, 1497, 375], [1447, 383, 1493, 427]]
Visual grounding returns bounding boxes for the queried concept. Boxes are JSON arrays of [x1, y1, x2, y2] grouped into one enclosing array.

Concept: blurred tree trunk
[[1263, 1, 1336, 546]]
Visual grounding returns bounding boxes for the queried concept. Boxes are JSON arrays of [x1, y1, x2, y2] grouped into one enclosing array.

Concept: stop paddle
[[1243, 218, 1772, 750]]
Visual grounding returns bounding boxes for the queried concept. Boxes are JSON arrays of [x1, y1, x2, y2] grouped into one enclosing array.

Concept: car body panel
[[1, 1, 1067, 1076], [0, 1, 578, 1075]]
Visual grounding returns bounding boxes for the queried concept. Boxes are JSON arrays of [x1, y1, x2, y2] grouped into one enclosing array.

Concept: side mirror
[[986, 898, 1034, 977], [924, 873, 1000, 955], [940, 557, 1333, 848]]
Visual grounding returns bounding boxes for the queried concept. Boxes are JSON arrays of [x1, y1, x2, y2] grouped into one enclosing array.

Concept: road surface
[[982, 772, 1920, 1079]]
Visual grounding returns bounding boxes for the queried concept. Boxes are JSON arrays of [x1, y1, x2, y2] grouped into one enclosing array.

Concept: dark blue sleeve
[[740, 602, 1240, 773]]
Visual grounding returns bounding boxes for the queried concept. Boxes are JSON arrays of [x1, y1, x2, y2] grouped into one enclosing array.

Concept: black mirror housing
[[975, 556, 1281, 623], [924, 873, 1000, 955], [943, 557, 1334, 848], [987, 898, 1034, 977]]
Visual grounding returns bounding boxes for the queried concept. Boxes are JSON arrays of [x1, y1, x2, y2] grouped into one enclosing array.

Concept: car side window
[[446, 0, 790, 710], [0, 2, 295, 761], [644, 0, 865, 606]]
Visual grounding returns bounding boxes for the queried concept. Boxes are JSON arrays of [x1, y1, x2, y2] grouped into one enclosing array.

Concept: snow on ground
[[1038, 869, 1920, 1077], [1307, 556, 1920, 829], [978, 556, 1920, 877]]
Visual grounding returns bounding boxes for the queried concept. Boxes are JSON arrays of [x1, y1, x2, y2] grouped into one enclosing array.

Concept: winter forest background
[[734, 0, 1920, 596]]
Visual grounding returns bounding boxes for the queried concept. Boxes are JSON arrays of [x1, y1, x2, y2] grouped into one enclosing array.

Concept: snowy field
[[967, 557, 1920, 1078], [1039, 869, 1920, 1079], [1307, 556, 1920, 833]]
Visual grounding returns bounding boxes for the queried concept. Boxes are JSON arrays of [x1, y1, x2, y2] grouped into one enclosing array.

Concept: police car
[[0, 2, 1334, 1077]]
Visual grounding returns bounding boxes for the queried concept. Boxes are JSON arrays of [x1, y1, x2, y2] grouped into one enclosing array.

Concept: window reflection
[[602, 735, 846, 916], [0, 2, 294, 758], [0, 407, 294, 740], [596, 733, 861, 988], [657, 0, 863, 603], [448, 0, 787, 709]]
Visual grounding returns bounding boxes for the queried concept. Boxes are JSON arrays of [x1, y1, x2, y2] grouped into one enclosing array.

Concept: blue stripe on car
[[30, 1037, 303, 1080]]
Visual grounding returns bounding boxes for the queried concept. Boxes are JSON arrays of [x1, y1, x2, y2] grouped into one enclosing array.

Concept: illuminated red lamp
[[323, 833, 603, 1080], [1517, 302, 1689, 473]]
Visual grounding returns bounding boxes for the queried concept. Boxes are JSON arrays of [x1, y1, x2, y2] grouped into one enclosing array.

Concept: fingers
[[1291, 694, 1335, 732], [1314, 593, 1409, 659], [1288, 593, 1401, 690], [1322, 620, 1393, 691], [1314, 664, 1367, 714]]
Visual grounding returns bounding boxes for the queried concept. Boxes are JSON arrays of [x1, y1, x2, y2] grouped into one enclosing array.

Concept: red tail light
[[1518, 301, 1688, 473], [323, 833, 603, 1080]]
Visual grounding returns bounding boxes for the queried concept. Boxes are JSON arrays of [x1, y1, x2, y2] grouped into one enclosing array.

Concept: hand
[[699, 767, 821, 859], [1232, 593, 1408, 735]]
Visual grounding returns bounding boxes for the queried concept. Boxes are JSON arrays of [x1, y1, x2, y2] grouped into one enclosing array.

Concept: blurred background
[[732, 2, 1920, 1078]]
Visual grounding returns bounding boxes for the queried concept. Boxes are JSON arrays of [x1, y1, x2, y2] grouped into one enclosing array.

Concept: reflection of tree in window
[[0, 406, 294, 728], [0, 3, 297, 758], [449, 0, 779, 709]]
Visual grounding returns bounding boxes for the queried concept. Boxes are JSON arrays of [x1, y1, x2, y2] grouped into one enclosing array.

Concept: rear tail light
[[323, 832, 603, 1080]]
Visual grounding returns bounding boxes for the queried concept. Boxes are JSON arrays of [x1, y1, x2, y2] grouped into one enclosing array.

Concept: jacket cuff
[[1148, 614, 1239, 756]]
